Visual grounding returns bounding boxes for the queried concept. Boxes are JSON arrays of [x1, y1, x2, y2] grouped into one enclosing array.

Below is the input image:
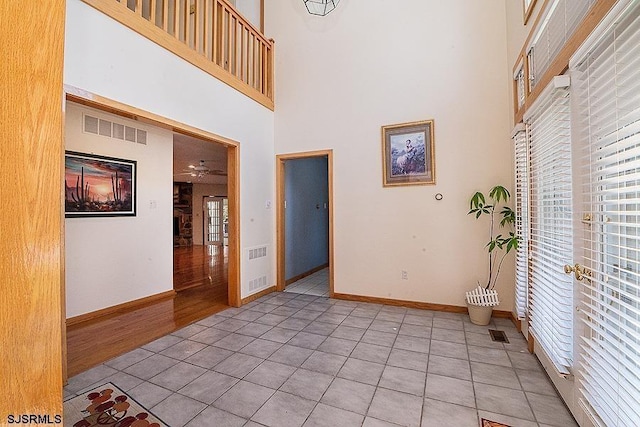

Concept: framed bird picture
[[381, 119, 435, 187]]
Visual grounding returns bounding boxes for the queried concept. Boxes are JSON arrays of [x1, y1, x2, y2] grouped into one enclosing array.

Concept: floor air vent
[[488, 329, 509, 343]]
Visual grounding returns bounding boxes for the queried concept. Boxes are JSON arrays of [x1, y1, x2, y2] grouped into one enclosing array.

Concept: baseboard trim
[[285, 263, 329, 286], [492, 309, 513, 319], [332, 293, 511, 319], [66, 290, 177, 327], [241, 286, 276, 305], [528, 325, 535, 353], [510, 312, 522, 331]]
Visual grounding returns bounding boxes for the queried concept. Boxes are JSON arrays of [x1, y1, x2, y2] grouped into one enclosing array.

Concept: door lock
[[563, 263, 591, 281]]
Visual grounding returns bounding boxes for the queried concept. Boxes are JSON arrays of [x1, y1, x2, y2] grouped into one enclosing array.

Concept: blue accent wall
[[285, 157, 329, 280]]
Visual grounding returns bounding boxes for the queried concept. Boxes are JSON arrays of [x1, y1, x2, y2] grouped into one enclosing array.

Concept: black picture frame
[[64, 151, 137, 217]]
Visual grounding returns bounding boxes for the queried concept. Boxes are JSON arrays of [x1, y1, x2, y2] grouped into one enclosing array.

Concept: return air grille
[[488, 329, 509, 343], [83, 114, 147, 145], [249, 276, 267, 291], [248, 246, 267, 260]]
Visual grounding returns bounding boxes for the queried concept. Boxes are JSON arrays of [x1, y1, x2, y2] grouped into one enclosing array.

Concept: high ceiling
[[173, 133, 228, 185]]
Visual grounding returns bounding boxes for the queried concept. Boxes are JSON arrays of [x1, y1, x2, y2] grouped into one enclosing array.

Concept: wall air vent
[[248, 246, 267, 260], [248, 275, 268, 291], [83, 114, 147, 145]]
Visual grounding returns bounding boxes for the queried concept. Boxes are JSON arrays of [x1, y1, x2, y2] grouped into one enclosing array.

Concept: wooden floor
[[174, 244, 228, 291], [66, 245, 228, 378]]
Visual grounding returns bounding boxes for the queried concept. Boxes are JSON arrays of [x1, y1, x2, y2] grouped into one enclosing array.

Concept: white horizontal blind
[[516, 67, 526, 110], [573, 3, 640, 426], [530, 0, 596, 90], [527, 83, 574, 374], [514, 128, 529, 319]]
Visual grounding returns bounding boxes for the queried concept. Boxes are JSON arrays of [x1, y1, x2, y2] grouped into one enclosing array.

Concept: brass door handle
[[563, 263, 591, 281]]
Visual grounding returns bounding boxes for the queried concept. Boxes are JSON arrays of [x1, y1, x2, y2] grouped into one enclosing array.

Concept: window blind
[[529, 0, 596, 90], [525, 80, 574, 375], [515, 67, 526, 110], [514, 126, 529, 319], [572, 2, 640, 425]]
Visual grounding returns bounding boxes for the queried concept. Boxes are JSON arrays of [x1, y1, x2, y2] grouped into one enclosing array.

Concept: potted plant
[[466, 185, 519, 325]]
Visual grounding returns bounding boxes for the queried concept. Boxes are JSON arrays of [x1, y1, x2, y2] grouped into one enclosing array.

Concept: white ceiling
[[173, 133, 228, 185]]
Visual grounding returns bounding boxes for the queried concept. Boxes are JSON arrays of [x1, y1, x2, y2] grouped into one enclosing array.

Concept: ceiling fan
[[176, 160, 227, 178]]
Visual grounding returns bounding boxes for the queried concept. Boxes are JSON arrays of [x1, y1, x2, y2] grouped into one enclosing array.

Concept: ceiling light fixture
[[303, 0, 340, 16]]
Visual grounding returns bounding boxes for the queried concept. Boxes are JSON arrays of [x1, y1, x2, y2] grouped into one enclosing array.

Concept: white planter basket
[[465, 286, 500, 307], [465, 286, 499, 326]]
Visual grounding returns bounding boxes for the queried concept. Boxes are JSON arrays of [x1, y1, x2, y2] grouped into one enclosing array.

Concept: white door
[[204, 197, 225, 246], [524, 80, 576, 375], [570, 5, 640, 424]]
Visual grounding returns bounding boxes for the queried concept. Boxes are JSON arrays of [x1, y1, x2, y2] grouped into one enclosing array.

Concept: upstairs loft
[[82, 0, 274, 110]]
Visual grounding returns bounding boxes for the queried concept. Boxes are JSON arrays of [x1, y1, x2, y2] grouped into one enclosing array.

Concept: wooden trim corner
[[528, 328, 535, 353], [511, 312, 522, 331], [241, 286, 276, 305], [523, 0, 538, 25]]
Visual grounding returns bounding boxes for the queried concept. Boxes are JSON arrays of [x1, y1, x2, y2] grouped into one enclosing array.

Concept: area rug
[[481, 419, 511, 427], [64, 382, 167, 427]]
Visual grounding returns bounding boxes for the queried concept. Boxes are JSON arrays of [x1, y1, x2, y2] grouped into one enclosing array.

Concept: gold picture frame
[[382, 119, 435, 187]]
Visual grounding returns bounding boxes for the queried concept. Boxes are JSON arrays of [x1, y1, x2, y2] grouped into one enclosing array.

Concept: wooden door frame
[[64, 87, 242, 309], [61, 88, 243, 382], [276, 150, 334, 296], [2, 0, 66, 416]]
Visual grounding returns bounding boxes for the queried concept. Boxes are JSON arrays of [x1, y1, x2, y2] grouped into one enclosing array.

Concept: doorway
[[204, 196, 228, 246], [173, 135, 230, 293], [276, 150, 334, 296]]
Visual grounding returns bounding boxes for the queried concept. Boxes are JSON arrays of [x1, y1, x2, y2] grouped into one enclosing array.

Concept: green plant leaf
[[470, 192, 485, 210], [500, 207, 516, 226], [489, 185, 510, 203]]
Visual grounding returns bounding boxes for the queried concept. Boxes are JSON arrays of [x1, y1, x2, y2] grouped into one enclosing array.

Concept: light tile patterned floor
[[64, 292, 578, 427], [284, 268, 329, 297]]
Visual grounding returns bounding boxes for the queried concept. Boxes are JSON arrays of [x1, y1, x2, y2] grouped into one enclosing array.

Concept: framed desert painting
[[64, 151, 137, 217], [382, 119, 435, 187]]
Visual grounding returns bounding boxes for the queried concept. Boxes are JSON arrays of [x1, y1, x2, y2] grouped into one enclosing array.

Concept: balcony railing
[[83, 0, 274, 110]]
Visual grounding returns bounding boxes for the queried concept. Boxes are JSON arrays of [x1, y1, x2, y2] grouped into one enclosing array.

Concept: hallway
[[284, 267, 330, 297]]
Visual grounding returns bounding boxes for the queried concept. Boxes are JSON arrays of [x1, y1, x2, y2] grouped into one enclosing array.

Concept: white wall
[[235, 0, 262, 30], [65, 0, 275, 300], [192, 183, 228, 245], [65, 103, 174, 317], [266, 0, 515, 310]]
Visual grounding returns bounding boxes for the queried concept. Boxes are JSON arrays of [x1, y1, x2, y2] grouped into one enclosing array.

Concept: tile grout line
[[66, 293, 561, 427]]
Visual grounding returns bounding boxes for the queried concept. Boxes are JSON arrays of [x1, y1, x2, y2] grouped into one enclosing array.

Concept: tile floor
[[64, 292, 577, 427], [284, 268, 330, 297]]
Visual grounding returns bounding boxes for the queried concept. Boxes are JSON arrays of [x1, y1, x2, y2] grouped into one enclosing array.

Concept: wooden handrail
[[82, 0, 274, 110]]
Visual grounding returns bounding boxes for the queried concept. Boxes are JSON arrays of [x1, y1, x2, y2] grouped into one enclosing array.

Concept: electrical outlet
[[401, 270, 408, 280]]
